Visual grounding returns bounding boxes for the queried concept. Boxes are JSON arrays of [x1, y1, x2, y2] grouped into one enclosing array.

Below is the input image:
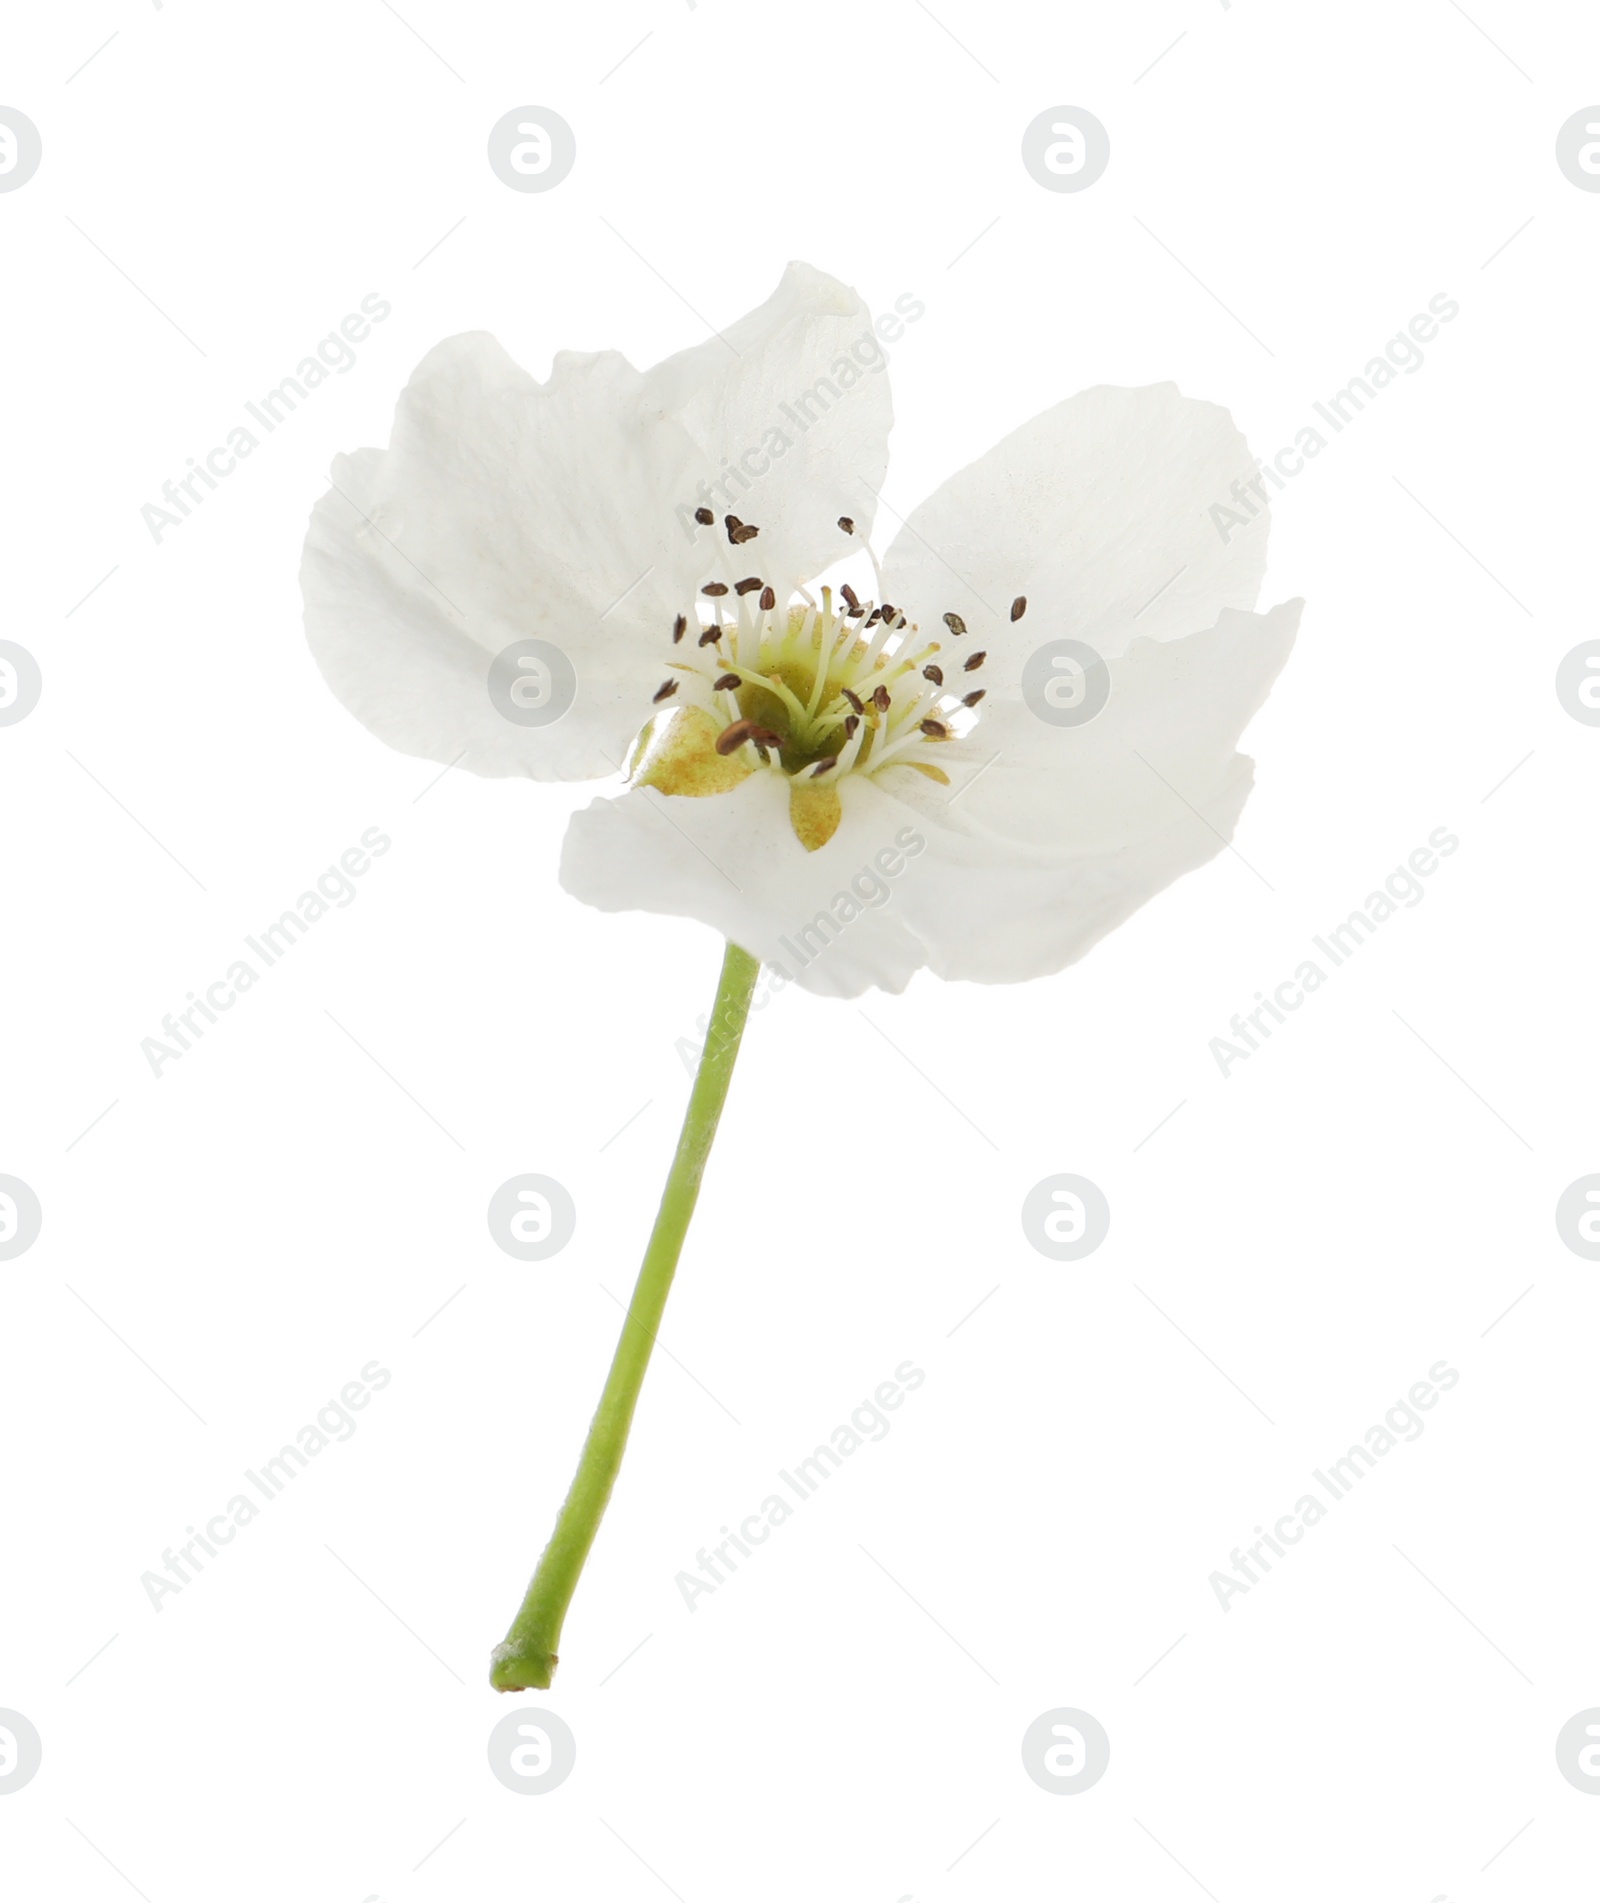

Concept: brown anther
[[943, 612, 967, 636], [811, 757, 839, 777], [864, 608, 881, 627], [840, 583, 861, 612], [725, 515, 760, 545], [1010, 596, 1026, 622], [842, 687, 864, 715], [713, 673, 742, 692], [702, 582, 728, 597], [880, 603, 897, 623], [694, 507, 714, 525], [672, 613, 687, 644], [715, 719, 784, 756], [653, 680, 678, 703], [871, 684, 891, 713], [698, 626, 723, 646], [759, 585, 776, 611], [838, 515, 855, 533], [922, 663, 944, 686], [843, 714, 860, 738], [920, 718, 948, 738], [964, 650, 986, 671], [962, 688, 986, 707], [734, 577, 763, 596]]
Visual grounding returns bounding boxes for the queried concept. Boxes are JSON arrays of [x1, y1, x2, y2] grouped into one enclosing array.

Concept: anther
[[811, 757, 839, 777], [920, 718, 948, 738], [880, 603, 897, 624], [962, 689, 986, 707], [702, 582, 728, 597], [725, 515, 760, 545], [964, 650, 986, 671], [713, 672, 742, 692], [943, 612, 967, 636], [694, 507, 714, 525], [840, 583, 861, 612], [1010, 596, 1026, 621], [838, 515, 855, 533], [715, 719, 784, 756], [699, 626, 723, 647], [923, 664, 944, 685], [653, 680, 678, 703], [871, 684, 891, 713], [759, 585, 776, 610], [842, 687, 864, 715], [672, 613, 687, 643], [843, 714, 860, 738], [734, 577, 763, 596]]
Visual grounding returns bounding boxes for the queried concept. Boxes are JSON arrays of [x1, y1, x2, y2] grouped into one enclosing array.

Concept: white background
[[3, 2, 1597, 1898]]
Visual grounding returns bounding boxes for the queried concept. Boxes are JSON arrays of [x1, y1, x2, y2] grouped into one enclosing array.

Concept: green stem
[[490, 939, 762, 1691]]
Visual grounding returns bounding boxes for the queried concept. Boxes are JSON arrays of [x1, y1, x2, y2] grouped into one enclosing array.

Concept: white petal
[[881, 382, 1269, 662], [301, 334, 702, 780], [560, 771, 929, 999], [939, 600, 1302, 853], [643, 262, 894, 592], [896, 754, 1260, 985]]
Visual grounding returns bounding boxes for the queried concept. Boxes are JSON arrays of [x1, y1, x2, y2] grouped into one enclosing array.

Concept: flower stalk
[[490, 939, 762, 1690]]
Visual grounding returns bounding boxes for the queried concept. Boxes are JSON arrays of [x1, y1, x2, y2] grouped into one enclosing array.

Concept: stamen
[[657, 511, 993, 824], [808, 600, 854, 718]]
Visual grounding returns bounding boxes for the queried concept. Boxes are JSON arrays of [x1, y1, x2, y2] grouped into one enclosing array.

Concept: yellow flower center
[[632, 514, 995, 851]]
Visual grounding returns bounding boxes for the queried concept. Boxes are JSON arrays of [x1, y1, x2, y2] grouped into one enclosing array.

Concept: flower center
[[633, 511, 995, 850]]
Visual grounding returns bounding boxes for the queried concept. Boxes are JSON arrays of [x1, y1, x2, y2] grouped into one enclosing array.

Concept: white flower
[[302, 262, 1300, 997]]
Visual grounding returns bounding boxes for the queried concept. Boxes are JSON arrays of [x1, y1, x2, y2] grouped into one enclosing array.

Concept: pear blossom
[[302, 263, 1300, 996]]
